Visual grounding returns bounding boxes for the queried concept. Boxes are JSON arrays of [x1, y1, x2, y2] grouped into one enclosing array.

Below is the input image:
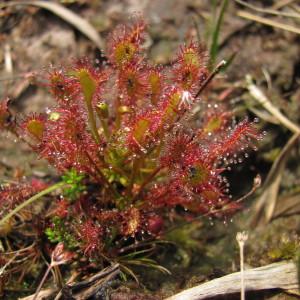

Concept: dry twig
[[166, 261, 299, 300]]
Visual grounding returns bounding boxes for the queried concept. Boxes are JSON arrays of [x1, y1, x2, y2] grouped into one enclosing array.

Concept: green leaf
[[77, 69, 96, 104], [62, 169, 85, 201], [210, 0, 229, 66]]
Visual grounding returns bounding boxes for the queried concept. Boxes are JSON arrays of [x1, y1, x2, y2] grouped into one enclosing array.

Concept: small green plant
[[268, 235, 300, 261], [61, 169, 86, 201], [45, 216, 78, 248]]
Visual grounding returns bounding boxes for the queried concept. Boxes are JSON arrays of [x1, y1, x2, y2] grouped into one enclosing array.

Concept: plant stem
[[33, 264, 52, 300], [127, 156, 143, 198], [87, 102, 101, 144], [240, 243, 245, 300], [0, 182, 65, 227], [195, 60, 227, 98], [115, 96, 122, 131], [101, 119, 110, 139], [95, 108, 110, 139], [236, 232, 248, 300], [84, 150, 120, 198], [132, 166, 163, 203]]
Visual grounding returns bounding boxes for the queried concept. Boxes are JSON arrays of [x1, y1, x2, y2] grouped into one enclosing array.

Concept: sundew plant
[[0, 18, 261, 276]]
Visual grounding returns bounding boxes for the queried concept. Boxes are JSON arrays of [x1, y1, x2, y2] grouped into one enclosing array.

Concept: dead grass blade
[[272, 191, 300, 219], [237, 10, 300, 35], [246, 75, 300, 134], [1, 1, 104, 49], [235, 0, 300, 19], [248, 107, 280, 125], [272, 0, 297, 10], [119, 264, 139, 283], [246, 75, 300, 226], [251, 132, 300, 227]]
